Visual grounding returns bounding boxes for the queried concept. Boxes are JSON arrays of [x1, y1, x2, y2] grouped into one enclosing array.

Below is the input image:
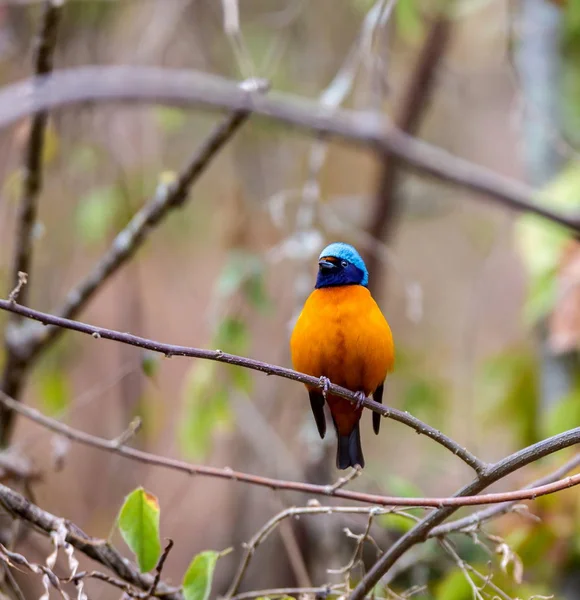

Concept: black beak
[[318, 260, 336, 272]]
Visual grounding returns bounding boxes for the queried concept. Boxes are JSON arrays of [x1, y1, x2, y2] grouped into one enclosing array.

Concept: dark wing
[[372, 383, 384, 435], [308, 390, 326, 438]]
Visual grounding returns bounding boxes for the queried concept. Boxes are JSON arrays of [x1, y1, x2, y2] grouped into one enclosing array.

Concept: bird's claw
[[354, 391, 367, 410], [319, 376, 331, 400]]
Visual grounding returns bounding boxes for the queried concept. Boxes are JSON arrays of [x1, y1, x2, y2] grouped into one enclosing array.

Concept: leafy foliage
[[182, 550, 220, 600], [117, 487, 162, 573]]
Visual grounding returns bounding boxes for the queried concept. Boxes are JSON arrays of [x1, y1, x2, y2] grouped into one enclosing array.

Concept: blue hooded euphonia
[[290, 242, 395, 469]]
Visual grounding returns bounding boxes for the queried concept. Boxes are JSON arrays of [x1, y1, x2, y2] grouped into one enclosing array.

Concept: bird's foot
[[354, 391, 367, 410], [319, 376, 331, 400]]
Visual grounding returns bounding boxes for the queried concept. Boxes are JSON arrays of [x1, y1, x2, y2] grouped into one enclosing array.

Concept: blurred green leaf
[[507, 524, 557, 572], [401, 376, 446, 427], [216, 251, 271, 312], [395, 0, 424, 42], [434, 567, 472, 600], [478, 349, 539, 446], [182, 550, 219, 600], [179, 362, 232, 459], [523, 269, 557, 325], [215, 317, 249, 355], [545, 383, 580, 438], [37, 368, 71, 416], [118, 487, 161, 573], [154, 107, 187, 133], [141, 351, 161, 380], [515, 164, 580, 324], [379, 513, 416, 534], [76, 185, 122, 246]]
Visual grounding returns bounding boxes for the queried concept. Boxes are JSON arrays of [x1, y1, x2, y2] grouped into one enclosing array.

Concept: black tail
[[336, 423, 365, 470]]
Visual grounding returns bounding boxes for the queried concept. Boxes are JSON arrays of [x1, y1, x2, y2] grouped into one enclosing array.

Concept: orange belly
[[290, 286, 394, 434]]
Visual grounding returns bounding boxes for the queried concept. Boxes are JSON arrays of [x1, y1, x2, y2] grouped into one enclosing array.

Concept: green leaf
[[401, 376, 446, 427], [216, 251, 271, 312], [545, 384, 580, 438], [478, 349, 539, 447], [214, 317, 249, 355], [395, 0, 424, 42], [515, 164, 580, 323], [37, 368, 71, 416], [141, 351, 161, 379], [379, 513, 416, 534], [182, 550, 220, 600], [179, 362, 232, 459], [76, 185, 122, 246], [154, 107, 186, 133], [522, 269, 557, 325], [118, 487, 161, 573], [434, 567, 472, 600]]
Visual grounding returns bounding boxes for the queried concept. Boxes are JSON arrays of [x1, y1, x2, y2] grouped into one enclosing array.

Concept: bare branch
[[0, 80, 267, 447], [0, 300, 486, 474], [20, 83, 267, 360], [350, 446, 580, 597], [1, 380, 580, 510], [230, 586, 342, 600], [0, 66, 577, 231], [429, 451, 580, 537], [0, 0, 63, 441]]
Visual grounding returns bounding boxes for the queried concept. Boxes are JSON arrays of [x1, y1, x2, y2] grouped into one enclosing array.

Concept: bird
[[290, 242, 395, 470]]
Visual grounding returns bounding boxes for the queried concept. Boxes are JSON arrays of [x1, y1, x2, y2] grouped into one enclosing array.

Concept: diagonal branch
[[22, 80, 267, 358], [350, 442, 580, 598], [0, 300, 486, 474], [429, 451, 580, 537], [0, 0, 63, 438], [0, 66, 577, 231], [366, 12, 451, 295], [0, 80, 267, 447], [2, 369, 580, 509], [0, 482, 182, 599]]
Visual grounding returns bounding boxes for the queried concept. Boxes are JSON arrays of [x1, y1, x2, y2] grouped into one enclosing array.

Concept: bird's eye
[[340, 260, 348, 268]]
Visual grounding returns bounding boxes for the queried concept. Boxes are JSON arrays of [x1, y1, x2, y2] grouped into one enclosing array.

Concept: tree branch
[[350, 439, 580, 598], [366, 12, 451, 295], [0, 80, 267, 447], [18, 80, 268, 361], [0, 0, 63, 441], [429, 451, 580, 537], [0, 66, 577, 231], [1, 368, 580, 509], [0, 482, 182, 599], [0, 299, 486, 475]]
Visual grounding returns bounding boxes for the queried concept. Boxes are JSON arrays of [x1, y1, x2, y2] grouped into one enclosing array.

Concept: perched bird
[[290, 242, 395, 469]]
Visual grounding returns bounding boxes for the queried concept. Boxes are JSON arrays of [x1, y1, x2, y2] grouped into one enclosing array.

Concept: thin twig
[[0, 66, 578, 231], [225, 505, 398, 598], [2, 389, 580, 512], [366, 11, 452, 295], [350, 451, 580, 597], [429, 451, 580, 537], [229, 585, 342, 600], [147, 539, 174, 598], [0, 299, 487, 475], [0, 0, 64, 442]]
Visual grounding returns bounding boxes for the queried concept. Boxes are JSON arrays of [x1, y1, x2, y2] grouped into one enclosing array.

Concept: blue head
[[315, 242, 369, 289]]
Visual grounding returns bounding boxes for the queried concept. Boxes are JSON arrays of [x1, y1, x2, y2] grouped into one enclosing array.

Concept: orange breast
[[290, 286, 394, 396]]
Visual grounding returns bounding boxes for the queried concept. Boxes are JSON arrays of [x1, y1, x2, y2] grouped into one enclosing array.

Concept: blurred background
[[0, 0, 580, 598]]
